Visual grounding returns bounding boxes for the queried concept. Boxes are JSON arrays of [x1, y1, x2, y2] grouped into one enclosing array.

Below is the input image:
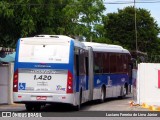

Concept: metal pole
[[134, 0, 138, 52]]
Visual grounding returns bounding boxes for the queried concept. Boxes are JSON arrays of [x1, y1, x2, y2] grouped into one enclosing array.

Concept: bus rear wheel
[[25, 104, 33, 111], [25, 104, 41, 111], [119, 85, 127, 98], [34, 105, 41, 111]]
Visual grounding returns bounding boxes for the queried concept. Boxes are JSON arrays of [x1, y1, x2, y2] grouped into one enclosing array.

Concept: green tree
[[0, 1, 14, 47], [63, 0, 105, 40], [103, 6, 160, 55], [92, 23, 112, 43], [0, 0, 105, 47]]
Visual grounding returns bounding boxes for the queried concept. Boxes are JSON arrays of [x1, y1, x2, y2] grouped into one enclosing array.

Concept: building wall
[[137, 63, 160, 105], [0, 65, 9, 104], [0, 63, 14, 104]]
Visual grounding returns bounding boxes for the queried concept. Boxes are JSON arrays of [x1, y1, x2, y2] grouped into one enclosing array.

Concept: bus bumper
[[13, 92, 77, 106]]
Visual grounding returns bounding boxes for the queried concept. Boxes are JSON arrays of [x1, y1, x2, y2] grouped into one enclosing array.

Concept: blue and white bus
[[13, 35, 132, 111]]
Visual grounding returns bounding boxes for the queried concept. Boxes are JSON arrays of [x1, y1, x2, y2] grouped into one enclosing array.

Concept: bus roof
[[83, 42, 130, 54], [34, 35, 72, 40], [20, 35, 85, 48]]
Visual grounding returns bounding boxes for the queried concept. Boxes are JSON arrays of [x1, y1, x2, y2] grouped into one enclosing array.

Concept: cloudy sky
[[104, 0, 160, 26]]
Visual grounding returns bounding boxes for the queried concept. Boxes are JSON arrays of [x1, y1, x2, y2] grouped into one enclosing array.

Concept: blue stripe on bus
[[69, 40, 74, 74], [76, 75, 87, 92], [93, 74, 129, 88], [15, 63, 72, 70], [75, 74, 129, 92], [14, 39, 20, 72]]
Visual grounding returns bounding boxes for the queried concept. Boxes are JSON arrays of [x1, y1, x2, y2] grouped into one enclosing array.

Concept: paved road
[[0, 95, 157, 120], [81, 96, 147, 111], [0, 94, 148, 112]]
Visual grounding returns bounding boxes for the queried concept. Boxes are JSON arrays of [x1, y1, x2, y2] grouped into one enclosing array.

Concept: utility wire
[[3, 0, 160, 6], [104, 1, 160, 4], [105, 0, 160, 3]]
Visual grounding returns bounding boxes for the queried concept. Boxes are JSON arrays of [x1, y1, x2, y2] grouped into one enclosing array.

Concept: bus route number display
[[34, 75, 52, 80]]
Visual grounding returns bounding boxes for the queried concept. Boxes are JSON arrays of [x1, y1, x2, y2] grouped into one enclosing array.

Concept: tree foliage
[[103, 6, 160, 55], [1, 1, 160, 59], [0, 0, 105, 47]]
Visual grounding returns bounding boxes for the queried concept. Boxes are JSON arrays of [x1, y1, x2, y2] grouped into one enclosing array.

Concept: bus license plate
[[36, 96, 47, 100]]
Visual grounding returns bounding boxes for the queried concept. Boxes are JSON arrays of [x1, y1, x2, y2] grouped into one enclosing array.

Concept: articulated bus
[[13, 35, 132, 111], [83, 42, 132, 101]]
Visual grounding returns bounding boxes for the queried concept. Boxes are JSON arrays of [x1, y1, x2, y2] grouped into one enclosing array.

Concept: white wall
[[0, 65, 9, 104], [0, 63, 14, 104], [137, 63, 160, 105], [8, 63, 14, 104]]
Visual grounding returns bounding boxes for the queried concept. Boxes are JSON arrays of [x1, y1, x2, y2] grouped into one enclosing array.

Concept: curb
[[142, 103, 160, 111], [129, 101, 160, 111]]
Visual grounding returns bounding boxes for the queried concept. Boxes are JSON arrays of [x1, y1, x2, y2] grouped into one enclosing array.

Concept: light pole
[[134, 0, 138, 66], [134, 0, 138, 53]]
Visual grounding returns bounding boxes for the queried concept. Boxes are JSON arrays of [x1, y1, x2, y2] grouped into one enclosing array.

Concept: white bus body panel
[[18, 69, 67, 93], [13, 92, 77, 106]]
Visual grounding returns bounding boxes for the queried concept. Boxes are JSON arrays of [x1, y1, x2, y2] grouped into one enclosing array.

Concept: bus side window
[[110, 53, 117, 73], [117, 54, 123, 73], [103, 53, 110, 73], [94, 52, 103, 73], [94, 52, 99, 73], [123, 54, 128, 73]]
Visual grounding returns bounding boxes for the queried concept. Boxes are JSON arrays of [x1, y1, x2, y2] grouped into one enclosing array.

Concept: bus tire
[[34, 105, 41, 111], [99, 86, 105, 103], [25, 104, 33, 111], [119, 85, 127, 98]]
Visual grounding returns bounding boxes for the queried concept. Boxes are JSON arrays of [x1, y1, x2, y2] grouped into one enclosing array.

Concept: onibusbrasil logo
[[1, 112, 42, 117]]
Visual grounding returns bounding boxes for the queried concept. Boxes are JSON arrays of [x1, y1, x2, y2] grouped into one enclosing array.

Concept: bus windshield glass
[[18, 43, 70, 63]]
